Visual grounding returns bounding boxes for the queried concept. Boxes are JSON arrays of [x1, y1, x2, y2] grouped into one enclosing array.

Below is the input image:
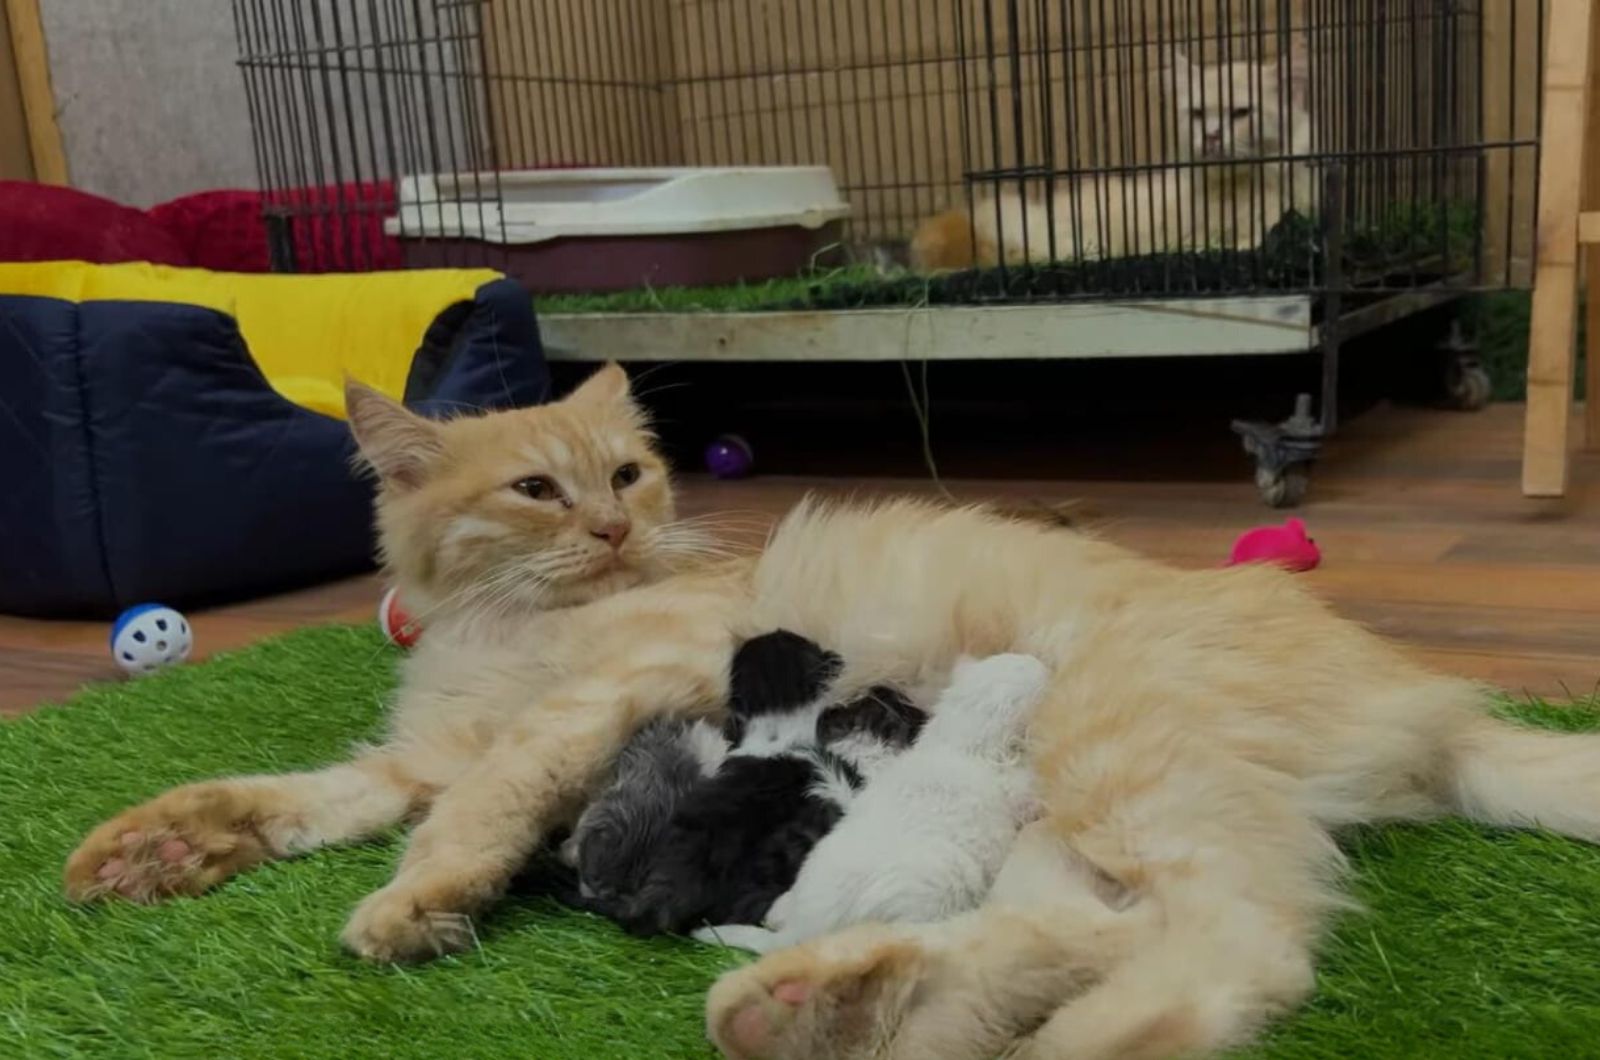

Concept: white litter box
[[387, 166, 852, 292]]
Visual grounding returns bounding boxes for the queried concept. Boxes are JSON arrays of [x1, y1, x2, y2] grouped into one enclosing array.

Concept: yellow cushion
[[0, 261, 503, 419]]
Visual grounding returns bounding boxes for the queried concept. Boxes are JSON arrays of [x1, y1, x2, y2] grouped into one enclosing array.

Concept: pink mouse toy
[[1227, 518, 1321, 572]]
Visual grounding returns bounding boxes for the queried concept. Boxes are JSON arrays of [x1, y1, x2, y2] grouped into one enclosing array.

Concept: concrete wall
[[40, 0, 256, 207]]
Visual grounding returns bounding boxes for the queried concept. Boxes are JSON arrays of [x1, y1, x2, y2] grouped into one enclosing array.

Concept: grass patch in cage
[[539, 205, 1482, 316]]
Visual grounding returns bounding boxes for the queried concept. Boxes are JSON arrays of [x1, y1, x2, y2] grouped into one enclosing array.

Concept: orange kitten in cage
[[912, 40, 1315, 269]]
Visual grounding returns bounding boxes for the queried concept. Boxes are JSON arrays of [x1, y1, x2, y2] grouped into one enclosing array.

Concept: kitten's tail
[[910, 209, 984, 271]]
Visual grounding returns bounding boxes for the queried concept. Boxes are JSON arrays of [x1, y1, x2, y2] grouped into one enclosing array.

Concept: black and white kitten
[[559, 629, 923, 937]]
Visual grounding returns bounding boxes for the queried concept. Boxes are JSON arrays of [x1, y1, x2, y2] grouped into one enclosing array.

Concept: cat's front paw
[[63, 781, 274, 903], [341, 877, 477, 963]]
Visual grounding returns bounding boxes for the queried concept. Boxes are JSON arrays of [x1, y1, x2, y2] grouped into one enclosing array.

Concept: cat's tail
[[910, 209, 983, 271], [1445, 712, 1600, 841]]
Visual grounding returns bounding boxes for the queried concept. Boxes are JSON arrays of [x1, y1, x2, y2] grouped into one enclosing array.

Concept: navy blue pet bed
[[0, 264, 549, 618]]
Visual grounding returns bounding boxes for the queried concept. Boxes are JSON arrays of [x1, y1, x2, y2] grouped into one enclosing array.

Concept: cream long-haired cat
[[66, 364, 1600, 1060], [912, 42, 1317, 268]]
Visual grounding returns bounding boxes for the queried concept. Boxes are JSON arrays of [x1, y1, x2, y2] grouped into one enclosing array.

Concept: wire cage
[[232, 0, 1547, 505]]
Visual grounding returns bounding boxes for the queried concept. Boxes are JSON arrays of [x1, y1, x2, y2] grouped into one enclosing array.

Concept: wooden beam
[[1587, 1, 1600, 451], [539, 299, 1315, 364], [1580, 211, 1600, 244], [1524, 0, 1595, 496], [0, 0, 34, 180], [3, 0, 65, 185]]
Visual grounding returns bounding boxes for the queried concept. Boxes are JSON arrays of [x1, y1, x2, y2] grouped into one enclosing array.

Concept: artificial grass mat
[[3, 624, 1599, 1059]]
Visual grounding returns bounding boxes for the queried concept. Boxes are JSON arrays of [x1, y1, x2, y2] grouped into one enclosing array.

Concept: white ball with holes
[[110, 603, 193, 677]]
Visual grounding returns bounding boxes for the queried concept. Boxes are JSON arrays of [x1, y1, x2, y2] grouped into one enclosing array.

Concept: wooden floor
[[2, 402, 1596, 715]]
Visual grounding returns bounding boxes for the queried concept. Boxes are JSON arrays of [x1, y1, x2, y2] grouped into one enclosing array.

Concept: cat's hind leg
[[64, 749, 434, 903], [1003, 729, 1339, 1060], [705, 819, 1152, 1060], [709, 718, 1342, 1060]]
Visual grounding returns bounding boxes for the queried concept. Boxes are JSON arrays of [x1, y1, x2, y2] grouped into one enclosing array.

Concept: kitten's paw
[[63, 783, 273, 903], [706, 925, 924, 1060], [693, 923, 780, 953], [341, 878, 478, 963]]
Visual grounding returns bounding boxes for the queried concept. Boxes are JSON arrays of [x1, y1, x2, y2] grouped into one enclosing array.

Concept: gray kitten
[[557, 717, 728, 907]]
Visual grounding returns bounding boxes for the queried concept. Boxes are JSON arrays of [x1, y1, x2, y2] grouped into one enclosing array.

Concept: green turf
[[3, 626, 1599, 1059], [537, 264, 895, 315], [538, 207, 1480, 317]]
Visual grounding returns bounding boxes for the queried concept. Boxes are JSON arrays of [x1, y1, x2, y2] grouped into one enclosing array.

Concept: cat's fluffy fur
[[565, 630, 924, 937], [66, 364, 1600, 1060], [694, 652, 1049, 954], [911, 42, 1316, 268]]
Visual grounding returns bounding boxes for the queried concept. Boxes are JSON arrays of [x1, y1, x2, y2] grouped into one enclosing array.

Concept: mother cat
[[66, 366, 1600, 1060]]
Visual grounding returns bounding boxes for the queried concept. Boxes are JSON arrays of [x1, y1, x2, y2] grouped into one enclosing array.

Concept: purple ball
[[705, 434, 753, 479]]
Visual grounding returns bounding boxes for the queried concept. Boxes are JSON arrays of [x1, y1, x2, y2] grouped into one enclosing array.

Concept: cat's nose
[[590, 519, 631, 548]]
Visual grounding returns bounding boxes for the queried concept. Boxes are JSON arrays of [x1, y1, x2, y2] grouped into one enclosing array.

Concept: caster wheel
[[1444, 359, 1492, 411], [1255, 465, 1310, 509]]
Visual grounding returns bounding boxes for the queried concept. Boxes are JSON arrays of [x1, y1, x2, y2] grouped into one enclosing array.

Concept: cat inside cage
[[235, 0, 1497, 297], [889, 0, 1485, 294], [911, 34, 1320, 269]]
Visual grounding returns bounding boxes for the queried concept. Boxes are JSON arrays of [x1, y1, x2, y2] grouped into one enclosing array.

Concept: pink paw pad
[[728, 1005, 772, 1057], [772, 980, 811, 1006], [97, 858, 127, 880], [157, 838, 192, 863], [725, 980, 812, 1058]]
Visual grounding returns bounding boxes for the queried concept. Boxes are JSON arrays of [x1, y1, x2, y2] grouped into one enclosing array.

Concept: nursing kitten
[[554, 716, 728, 912], [571, 630, 924, 937], [551, 629, 837, 926], [694, 653, 1048, 954], [911, 40, 1314, 267]]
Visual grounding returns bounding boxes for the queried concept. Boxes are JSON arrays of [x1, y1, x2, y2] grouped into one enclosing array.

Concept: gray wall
[[42, 0, 256, 207]]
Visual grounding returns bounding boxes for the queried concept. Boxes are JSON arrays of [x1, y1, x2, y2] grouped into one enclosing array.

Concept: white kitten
[[693, 653, 1049, 953]]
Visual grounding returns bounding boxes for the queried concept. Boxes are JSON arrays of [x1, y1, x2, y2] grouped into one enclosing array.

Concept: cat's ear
[[345, 380, 445, 489], [565, 362, 633, 409]]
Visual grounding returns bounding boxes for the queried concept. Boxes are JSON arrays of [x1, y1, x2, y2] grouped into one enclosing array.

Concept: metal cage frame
[[232, 0, 1547, 506]]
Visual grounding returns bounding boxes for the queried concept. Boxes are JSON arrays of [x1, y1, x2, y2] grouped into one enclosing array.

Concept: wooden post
[[1524, 0, 1597, 496], [3, 0, 64, 185], [1587, 0, 1600, 451]]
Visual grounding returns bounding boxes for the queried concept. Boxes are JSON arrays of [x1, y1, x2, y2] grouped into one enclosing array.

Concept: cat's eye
[[611, 462, 641, 489], [512, 475, 560, 502], [1231, 107, 1253, 121]]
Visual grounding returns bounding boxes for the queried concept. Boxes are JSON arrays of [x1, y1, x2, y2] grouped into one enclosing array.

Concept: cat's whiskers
[[644, 524, 746, 567], [475, 561, 555, 623], [668, 509, 775, 532], [650, 513, 772, 550], [427, 549, 572, 627], [406, 556, 530, 627]]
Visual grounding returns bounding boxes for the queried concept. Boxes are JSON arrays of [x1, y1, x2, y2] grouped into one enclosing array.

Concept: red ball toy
[[378, 587, 424, 648]]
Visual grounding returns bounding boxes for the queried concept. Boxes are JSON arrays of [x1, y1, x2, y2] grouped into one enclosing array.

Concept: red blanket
[[0, 180, 401, 272]]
